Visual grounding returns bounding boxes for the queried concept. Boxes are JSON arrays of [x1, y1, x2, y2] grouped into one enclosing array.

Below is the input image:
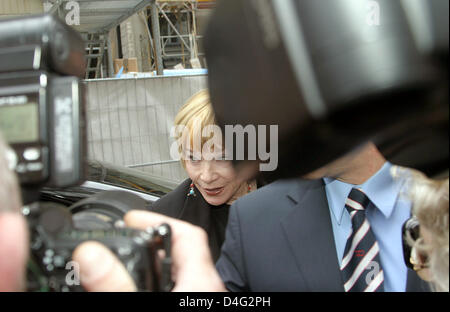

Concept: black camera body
[[0, 14, 172, 292], [0, 71, 85, 188], [0, 14, 86, 191], [26, 197, 172, 292]]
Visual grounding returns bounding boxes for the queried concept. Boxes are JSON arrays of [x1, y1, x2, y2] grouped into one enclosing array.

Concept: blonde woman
[[395, 167, 449, 292], [151, 89, 261, 262]]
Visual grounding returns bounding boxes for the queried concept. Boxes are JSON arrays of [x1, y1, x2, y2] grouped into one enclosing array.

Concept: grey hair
[[0, 133, 22, 213], [392, 166, 449, 292]]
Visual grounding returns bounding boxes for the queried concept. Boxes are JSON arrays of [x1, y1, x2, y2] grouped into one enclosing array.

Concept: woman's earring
[[187, 183, 196, 197]]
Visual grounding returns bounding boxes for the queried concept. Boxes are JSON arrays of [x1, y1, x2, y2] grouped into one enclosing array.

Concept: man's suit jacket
[[216, 178, 430, 291]]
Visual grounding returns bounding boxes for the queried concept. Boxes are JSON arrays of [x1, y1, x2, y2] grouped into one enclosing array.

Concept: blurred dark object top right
[[205, 0, 449, 180]]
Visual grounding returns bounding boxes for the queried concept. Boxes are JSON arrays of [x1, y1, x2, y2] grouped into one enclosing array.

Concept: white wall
[[120, 13, 152, 72], [0, 0, 43, 18]]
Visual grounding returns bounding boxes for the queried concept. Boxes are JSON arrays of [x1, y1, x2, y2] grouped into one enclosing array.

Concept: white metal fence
[[85, 74, 208, 184]]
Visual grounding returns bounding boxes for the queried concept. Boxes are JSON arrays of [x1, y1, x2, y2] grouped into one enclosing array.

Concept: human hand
[[73, 211, 226, 292]]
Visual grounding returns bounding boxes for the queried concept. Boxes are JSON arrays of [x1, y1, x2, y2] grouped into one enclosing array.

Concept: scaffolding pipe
[[157, 6, 192, 53], [106, 33, 114, 77], [151, 2, 164, 75]]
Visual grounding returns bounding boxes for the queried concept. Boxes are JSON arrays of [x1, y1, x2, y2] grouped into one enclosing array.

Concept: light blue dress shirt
[[323, 162, 411, 292]]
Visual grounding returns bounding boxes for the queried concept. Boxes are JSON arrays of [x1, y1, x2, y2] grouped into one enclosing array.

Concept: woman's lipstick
[[204, 187, 224, 196]]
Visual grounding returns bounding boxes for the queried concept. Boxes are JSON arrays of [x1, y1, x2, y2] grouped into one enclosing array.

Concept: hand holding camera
[[73, 211, 225, 292], [0, 14, 176, 292]]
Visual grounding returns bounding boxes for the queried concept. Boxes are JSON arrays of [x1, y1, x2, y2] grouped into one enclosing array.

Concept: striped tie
[[340, 188, 385, 292]]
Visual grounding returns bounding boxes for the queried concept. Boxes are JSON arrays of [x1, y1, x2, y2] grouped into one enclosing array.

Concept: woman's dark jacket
[[150, 179, 230, 262]]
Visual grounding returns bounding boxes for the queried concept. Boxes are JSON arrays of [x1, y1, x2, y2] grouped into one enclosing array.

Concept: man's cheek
[[0, 213, 28, 291]]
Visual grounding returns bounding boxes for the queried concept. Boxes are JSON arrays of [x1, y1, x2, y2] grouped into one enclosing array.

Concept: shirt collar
[[324, 162, 401, 225]]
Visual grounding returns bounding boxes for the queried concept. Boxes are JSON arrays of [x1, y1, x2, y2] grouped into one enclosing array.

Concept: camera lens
[[68, 190, 148, 230]]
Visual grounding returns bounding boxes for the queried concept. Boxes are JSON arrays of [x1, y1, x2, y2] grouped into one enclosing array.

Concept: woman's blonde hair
[[174, 89, 219, 165], [392, 166, 449, 292]]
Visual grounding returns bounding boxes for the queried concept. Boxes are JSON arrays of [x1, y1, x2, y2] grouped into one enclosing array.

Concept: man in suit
[[216, 142, 429, 291]]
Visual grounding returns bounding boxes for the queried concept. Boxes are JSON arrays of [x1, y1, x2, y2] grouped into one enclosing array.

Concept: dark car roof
[[40, 160, 178, 207], [87, 160, 178, 196]]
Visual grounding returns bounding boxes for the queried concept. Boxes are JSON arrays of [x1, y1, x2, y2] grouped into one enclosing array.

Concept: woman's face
[[184, 146, 244, 206], [415, 226, 433, 282]]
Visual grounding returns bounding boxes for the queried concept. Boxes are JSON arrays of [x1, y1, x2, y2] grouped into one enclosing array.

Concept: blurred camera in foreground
[[205, 0, 448, 181], [0, 14, 172, 291]]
